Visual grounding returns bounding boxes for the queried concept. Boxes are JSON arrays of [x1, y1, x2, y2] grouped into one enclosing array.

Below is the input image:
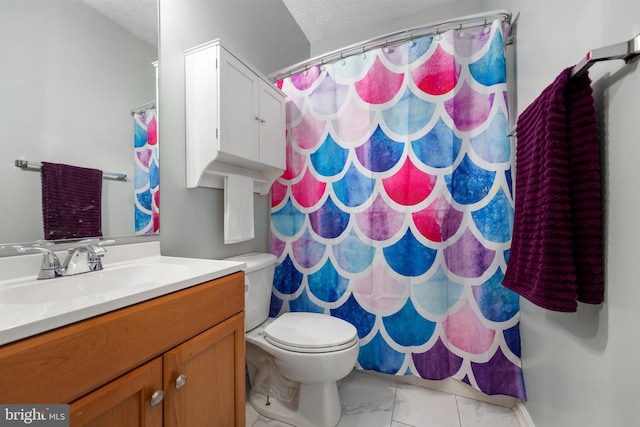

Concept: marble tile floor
[[246, 370, 521, 427]]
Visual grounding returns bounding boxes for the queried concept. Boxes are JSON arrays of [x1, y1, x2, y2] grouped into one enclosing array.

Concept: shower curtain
[[134, 108, 159, 235], [270, 19, 525, 400]]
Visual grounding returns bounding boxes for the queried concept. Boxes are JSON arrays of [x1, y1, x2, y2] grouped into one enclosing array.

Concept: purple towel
[[41, 162, 103, 240], [502, 67, 604, 312]]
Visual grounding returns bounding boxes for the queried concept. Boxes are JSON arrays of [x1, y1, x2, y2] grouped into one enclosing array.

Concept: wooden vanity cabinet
[[0, 272, 246, 427]]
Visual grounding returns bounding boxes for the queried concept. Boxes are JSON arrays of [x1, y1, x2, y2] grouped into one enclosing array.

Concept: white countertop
[[0, 241, 246, 346]]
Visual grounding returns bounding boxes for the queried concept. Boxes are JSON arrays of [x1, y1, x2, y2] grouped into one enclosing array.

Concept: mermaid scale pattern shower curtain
[[270, 19, 525, 399]]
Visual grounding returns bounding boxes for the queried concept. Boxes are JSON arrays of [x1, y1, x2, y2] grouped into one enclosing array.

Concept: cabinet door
[[258, 79, 286, 170], [219, 49, 260, 163], [163, 312, 245, 427], [69, 357, 163, 427]]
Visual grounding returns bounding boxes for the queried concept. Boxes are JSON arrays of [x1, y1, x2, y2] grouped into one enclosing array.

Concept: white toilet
[[226, 253, 359, 427]]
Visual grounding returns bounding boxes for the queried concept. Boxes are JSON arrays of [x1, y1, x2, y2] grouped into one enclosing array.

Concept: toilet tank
[[224, 253, 277, 332]]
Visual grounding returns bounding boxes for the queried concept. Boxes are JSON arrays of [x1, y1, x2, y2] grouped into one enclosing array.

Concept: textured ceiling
[[282, 0, 458, 43], [80, 0, 158, 47], [81, 0, 458, 48]]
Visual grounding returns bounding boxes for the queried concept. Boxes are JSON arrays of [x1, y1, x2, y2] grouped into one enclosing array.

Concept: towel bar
[[14, 160, 127, 181]]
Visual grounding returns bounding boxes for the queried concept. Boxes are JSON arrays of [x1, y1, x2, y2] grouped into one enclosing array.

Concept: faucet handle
[[16, 246, 62, 280]]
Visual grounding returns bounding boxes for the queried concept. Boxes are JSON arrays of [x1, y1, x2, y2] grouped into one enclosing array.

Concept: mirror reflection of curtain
[[270, 19, 525, 399], [134, 108, 159, 235]]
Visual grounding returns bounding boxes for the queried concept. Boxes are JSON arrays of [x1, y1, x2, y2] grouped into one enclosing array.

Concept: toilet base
[[249, 382, 341, 427]]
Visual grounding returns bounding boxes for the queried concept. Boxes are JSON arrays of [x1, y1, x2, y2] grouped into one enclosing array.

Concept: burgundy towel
[[41, 162, 103, 240], [502, 67, 604, 312]]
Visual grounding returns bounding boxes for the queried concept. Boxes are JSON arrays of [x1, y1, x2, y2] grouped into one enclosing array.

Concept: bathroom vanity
[[0, 242, 246, 426]]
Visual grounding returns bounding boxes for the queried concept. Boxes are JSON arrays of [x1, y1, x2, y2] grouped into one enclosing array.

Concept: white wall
[[312, 1, 640, 426], [0, 0, 157, 243], [157, 0, 309, 259]]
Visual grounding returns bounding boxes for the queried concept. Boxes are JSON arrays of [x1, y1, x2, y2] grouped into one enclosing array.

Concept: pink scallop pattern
[[411, 45, 461, 95], [271, 19, 525, 400], [291, 108, 327, 150], [355, 57, 405, 104]]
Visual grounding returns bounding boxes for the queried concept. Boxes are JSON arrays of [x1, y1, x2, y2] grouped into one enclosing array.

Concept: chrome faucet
[[18, 242, 107, 279], [62, 244, 106, 276]]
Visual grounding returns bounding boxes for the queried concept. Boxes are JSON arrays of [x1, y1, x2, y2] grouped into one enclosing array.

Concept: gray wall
[[0, 0, 157, 243], [157, 0, 309, 259], [312, 1, 640, 426]]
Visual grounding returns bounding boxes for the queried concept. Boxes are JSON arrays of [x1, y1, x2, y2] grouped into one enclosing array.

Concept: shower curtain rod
[[131, 100, 156, 116], [268, 10, 512, 82]]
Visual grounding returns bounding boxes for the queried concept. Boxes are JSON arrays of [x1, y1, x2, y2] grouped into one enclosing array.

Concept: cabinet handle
[[254, 116, 266, 124], [150, 390, 164, 407], [175, 374, 188, 389]]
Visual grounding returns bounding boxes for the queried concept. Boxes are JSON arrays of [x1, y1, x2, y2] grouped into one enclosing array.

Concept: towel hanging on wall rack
[[508, 33, 640, 137], [15, 160, 127, 181]]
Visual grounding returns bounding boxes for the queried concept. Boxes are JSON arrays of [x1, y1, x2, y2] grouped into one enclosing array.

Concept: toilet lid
[[264, 312, 358, 353]]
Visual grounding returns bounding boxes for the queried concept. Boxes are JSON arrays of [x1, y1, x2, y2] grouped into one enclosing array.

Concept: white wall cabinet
[[185, 39, 286, 194]]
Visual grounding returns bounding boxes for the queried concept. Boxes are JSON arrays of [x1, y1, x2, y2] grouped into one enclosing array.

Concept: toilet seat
[[264, 312, 358, 354]]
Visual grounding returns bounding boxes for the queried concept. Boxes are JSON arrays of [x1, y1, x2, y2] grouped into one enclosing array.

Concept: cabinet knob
[[150, 390, 164, 407], [255, 116, 266, 124], [175, 374, 188, 389]]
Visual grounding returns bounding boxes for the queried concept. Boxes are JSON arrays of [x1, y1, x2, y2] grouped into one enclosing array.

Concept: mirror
[[0, 0, 158, 247]]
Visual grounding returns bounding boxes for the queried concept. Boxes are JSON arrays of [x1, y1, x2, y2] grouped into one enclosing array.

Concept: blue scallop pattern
[[134, 207, 151, 232], [412, 118, 463, 168], [308, 259, 350, 303], [504, 323, 522, 358], [383, 299, 437, 346], [136, 190, 152, 211], [311, 134, 349, 177], [407, 37, 434, 63], [309, 196, 350, 239], [470, 111, 511, 163], [134, 121, 147, 148], [272, 199, 306, 237], [445, 155, 496, 205], [359, 332, 406, 374], [382, 88, 437, 136], [333, 163, 376, 207], [474, 269, 519, 322], [355, 126, 405, 173], [331, 294, 377, 338], [332, 230, 376, 274], [383, 229, 437, 276], [412, 267, 464, 315], [290, 288, 325, 313], [471, 190, 514, 243], [469, 30, 506, 86], [273, 255, 304, 295]]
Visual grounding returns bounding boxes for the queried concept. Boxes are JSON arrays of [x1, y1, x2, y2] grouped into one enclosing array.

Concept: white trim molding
[[513, 401, 536, 427]]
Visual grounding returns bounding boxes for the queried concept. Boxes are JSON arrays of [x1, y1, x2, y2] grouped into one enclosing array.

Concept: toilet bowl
[[225, 253, 359, 427]]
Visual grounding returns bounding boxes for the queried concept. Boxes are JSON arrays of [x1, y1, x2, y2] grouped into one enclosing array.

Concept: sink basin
[[0, 262, 187, 305], [0, 242, 247, 347]]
